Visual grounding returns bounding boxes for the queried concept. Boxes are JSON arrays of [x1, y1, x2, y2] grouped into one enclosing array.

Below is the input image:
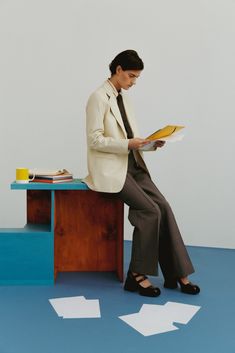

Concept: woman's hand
[[153, 140, 166, 149], [128, 138, 150, 150]]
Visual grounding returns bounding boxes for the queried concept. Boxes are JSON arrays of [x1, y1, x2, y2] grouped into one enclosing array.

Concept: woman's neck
[[109, 76, 121, 91]]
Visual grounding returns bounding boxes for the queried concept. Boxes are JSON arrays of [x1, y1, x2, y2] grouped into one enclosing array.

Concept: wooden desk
[[0, 180, 123, 284]]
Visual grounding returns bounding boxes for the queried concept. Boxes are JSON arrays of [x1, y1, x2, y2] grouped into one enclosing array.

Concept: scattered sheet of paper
[[49, 296, 101, 319], [119, 311, 178, 336], [164, 301, 200, 324], [119, 301, 201, 336]]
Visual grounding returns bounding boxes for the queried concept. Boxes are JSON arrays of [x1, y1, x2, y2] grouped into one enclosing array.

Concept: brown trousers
[[116, 153, 195, 278]]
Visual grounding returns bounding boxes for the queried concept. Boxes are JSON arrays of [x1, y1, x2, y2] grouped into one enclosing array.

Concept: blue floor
[[0, 241, 235, 353]]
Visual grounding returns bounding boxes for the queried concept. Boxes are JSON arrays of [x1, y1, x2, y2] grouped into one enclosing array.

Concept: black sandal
[[124, 270, 161, 297], [164, 278, 200, 295], [178, 279, 200, 295]]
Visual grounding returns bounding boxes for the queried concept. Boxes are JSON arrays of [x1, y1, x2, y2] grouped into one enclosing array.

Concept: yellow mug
[[16, 168, 35, 184]]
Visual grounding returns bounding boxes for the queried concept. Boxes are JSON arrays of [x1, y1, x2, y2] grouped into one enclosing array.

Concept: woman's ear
[[116, 65, 123, 75]]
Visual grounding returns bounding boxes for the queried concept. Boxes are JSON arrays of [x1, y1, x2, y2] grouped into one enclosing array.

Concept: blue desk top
[[11, 179, 89, 190]]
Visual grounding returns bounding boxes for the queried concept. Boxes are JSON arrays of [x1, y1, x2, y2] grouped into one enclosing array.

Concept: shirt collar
[[107, 79, 121, 98]]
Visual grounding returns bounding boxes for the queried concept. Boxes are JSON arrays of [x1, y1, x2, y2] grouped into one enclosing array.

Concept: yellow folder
[[146, 125, 185, 141]]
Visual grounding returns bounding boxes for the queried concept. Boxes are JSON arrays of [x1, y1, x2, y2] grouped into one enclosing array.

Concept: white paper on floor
[[119, 301, 201, 336], [119, 311, 179, 336], [49, 296, 101, 319]]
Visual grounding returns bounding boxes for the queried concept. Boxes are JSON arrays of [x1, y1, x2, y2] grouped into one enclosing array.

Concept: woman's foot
[[164, 276, 200, 295], [178, 278, 200, 294], [124, 270, 161, 297]]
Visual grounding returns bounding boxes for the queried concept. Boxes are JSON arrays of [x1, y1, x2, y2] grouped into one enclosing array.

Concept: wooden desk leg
[[27, 190, 51, 225]]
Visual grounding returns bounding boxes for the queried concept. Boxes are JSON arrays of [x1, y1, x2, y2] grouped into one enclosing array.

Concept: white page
[[62, 299, 101, 319], [139, 133, 184, 151], [49, 296, 86, 317], [139, 302, 201, 325], [160, 133, 184, 142], [164, 301, 201, 324], [119, 312, 178, 336], [139, 304, 166, 315]]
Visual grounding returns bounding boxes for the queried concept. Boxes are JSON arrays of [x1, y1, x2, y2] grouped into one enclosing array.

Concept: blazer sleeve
[[86, 92, 129, 154]]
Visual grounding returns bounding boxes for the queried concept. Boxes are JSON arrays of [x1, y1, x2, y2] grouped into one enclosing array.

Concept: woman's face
[[115, 66, 142, 90]]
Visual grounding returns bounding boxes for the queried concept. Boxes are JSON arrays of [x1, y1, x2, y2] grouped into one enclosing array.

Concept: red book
[[32, 178, 74, 184]]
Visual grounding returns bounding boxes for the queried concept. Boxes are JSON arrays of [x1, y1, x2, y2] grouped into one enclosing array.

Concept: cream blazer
[[83, 80, 143, 193]]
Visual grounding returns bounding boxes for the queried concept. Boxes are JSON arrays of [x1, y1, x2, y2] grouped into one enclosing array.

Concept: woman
[[84, 50, 200, 297]]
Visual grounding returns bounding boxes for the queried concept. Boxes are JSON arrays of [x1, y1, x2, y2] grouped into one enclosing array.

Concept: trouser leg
[[116, 148, 195, 278], [117, 173, 162, 275], [132, 169, 195, 279]]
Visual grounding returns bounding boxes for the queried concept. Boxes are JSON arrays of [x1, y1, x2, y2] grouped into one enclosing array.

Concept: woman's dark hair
[[109, 50, 144, 75]]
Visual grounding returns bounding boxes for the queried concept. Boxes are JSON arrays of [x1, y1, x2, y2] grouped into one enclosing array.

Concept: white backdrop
[[0, 0, 234, 248]]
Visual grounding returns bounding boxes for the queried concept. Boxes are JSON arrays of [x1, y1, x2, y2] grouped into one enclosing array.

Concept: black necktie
[[116, 94, 133, 139], [116, 94, 149, 174]]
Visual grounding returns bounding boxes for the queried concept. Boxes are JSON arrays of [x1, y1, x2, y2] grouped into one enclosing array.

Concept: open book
[[139, 125, 185, 151], [29, 169, 73, 182], [29, 169, 71, 177]]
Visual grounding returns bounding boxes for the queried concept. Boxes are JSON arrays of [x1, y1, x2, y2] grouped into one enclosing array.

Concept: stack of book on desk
[[31, 169, 73, 183]]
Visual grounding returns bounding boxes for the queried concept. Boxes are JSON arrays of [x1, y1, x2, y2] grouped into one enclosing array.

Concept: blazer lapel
[[103, 81, 127, 137], [110, 96, 128, 137]]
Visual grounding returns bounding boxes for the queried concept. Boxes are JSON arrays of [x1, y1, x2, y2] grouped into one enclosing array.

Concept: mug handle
[[29, 170, 35, 182]]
